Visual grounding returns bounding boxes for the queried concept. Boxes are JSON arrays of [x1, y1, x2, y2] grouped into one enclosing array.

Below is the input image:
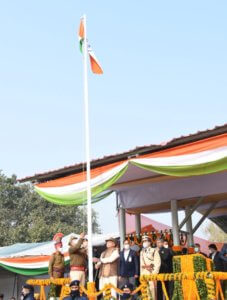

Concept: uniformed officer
[[69, 233, 88, 286], [49, 233, 65, 296], [120, 283, 135, 300], [156, 238, 173, 300], [63, 280, 87, 300], [140, 236, 161, 300]]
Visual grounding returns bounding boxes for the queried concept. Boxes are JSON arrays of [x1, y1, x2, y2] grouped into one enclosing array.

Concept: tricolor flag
[[78, 17, 103, 74]]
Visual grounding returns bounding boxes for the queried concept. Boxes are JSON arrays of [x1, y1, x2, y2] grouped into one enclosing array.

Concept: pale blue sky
[[0, 1, 226, 238]]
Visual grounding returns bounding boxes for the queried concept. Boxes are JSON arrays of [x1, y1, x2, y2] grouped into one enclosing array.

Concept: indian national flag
[[78, 17, 103, 74]]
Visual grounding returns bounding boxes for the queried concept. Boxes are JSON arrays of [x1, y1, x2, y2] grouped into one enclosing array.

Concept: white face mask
[[194, 247, 199, 253], [124, 244, 130, 250], [164, 244, 168, 249], [143, 242, 150, 249], [71, 239, 77, 246]]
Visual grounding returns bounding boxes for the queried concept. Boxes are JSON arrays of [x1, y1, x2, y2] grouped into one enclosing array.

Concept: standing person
[[95, 237, 119, 298], [219, 243, 227, 267], [20, 285, 35, 300], [69, 233, 88, 286], [208, 244, 224, 271], [130, 240, 141, 255], [156, 238, 173, 300], [140, 236, 161, 300], [194, 243, 207, 257], [49, 233, 65, 296], [219, 244, 227, 299], [119, 239, 139, 289], [63, 280, 87, 300]]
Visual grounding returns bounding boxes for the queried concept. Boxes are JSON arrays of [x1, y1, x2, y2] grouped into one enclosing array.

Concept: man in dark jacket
[[119, 239, 139, 289], [156, 238, 173, 300], [20, 284, 35, 300], [63, 280, 87, 300], [208, 244, 224, 271]]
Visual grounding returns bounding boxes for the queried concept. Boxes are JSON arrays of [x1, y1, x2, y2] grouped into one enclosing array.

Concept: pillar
[[185, 206, 194, 247], [171, 199, 180, 245], [119, 207, 126, 250], [135, 213, 141, 236]]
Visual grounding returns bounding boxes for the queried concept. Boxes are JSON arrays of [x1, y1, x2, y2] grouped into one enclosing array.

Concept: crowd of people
[[2, 234, 226, 300]]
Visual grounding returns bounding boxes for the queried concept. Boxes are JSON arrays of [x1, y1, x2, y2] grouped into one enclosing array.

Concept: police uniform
[[63, 280, 87, 300], [140, 237, 161, 300]]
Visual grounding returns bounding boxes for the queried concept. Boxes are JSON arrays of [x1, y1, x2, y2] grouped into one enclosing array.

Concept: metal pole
[[179, 197, 204, 229], [135, 214, 141, 236], [192, 202, 217, 234], [119, 207, 126, 250], [82, 14, 93, 282], [171, 199, 180, 245], [185, 206, 194, 247]]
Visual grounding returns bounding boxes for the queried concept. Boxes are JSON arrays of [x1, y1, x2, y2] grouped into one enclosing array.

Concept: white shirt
[[211, 252, 216, 260], [124, 249, 130, 261]]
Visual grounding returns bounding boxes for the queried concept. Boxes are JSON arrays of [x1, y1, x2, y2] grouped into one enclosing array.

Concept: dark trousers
[[157, 280, 173, 300], [119, 276, 136, 288]]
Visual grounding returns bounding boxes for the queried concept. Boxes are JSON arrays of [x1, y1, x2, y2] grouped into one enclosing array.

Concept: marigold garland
[[26, 270, 227, 300]]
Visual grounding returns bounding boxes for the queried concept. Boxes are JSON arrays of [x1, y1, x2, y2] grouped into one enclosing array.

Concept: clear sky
[[0, 1, 226, 238]]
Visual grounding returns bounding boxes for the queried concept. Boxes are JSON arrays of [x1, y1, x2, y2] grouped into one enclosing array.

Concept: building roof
[[19, 123, 227, 183]]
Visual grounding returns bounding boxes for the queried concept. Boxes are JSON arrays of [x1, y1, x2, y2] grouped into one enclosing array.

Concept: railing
[[27, 271, 227, 300]]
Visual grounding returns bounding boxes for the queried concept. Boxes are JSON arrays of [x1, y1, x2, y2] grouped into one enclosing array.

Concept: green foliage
[[47, 283, 57, 298], [0, 172, 101, 246], [172, 257, 184, 300], [193, 255, 208, 300], [204, 221, 227, 243]]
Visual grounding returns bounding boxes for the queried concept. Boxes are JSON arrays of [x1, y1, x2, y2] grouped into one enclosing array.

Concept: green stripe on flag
[[79, 38, 84, 53]]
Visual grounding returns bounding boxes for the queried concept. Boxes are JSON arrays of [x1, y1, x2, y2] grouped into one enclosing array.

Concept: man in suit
[[156, 238, 173, 300], [194, 243, 207, 257], [119, 239, 139, 289], [208, 244, 224, 271], [20, 285, 35, 300], [140, 236, 161, 300]]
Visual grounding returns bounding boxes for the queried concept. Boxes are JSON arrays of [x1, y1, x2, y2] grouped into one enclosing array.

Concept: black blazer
[[158, 247, 173, 273], [119, 249, 139, 277], [209, 251, 224, 272]]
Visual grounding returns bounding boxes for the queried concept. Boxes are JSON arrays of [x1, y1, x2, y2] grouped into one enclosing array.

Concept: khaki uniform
[[49, 251, 65, 296], [48, 252, 65, 278], [69, 238, 87, 286], [99, 247, 119, 298], [140, 247, 161, 300]]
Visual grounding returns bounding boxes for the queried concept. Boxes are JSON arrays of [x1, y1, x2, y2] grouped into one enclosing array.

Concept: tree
[[0, 172, 101, 246], [204, 221, 227, 243]]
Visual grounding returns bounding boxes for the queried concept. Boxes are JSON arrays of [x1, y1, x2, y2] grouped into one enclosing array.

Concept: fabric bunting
[[34, 134, 227, 206], [35, 162, 128, 205], [0, 255, 70, 276]]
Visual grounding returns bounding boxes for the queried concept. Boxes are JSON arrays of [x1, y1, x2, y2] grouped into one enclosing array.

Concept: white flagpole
[[82, 14, 93, 282]]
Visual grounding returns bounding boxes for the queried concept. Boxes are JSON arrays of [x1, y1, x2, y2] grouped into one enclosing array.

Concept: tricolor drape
[[35, 134, 227, 206]]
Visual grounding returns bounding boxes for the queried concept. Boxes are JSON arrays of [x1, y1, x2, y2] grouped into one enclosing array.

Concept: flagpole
[[83, 14, 93, 283]]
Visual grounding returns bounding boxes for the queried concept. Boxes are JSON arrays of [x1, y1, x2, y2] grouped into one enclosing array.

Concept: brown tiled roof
[[18, 123, 227, 183]]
